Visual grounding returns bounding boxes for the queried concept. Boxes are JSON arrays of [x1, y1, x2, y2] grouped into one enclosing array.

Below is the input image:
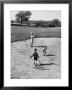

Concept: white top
[[31, 35, 34, 38]]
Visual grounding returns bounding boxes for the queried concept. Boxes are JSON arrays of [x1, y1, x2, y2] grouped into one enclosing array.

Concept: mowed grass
[[11, 26, 61, 42]]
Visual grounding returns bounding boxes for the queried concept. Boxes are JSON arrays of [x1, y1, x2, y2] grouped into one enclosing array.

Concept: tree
[[52, 19, 60, 27], [16, 11, 32, 24]]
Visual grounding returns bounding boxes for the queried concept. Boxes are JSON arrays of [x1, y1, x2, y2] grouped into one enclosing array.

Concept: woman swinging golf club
[[30, 48, 41, 66]]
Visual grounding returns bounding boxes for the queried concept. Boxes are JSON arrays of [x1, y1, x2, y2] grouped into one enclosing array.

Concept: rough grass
[[11, 26, 61, 42]]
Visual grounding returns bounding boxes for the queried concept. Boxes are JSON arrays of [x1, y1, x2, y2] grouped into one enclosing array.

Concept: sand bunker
[[11, 38, 61, 79]]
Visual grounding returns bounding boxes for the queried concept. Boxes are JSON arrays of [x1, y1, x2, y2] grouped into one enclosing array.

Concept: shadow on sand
[[43, 54, 55, 56], [33, 63, 56, 70], [31, 46, 47, 48], [36, 62, 56, 66]]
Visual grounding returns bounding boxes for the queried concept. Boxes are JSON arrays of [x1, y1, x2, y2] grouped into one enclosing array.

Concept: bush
[[11, 19, 61, 27]]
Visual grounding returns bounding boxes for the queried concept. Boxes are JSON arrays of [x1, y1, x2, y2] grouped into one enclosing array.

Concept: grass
[[11, 26, 61, 42]]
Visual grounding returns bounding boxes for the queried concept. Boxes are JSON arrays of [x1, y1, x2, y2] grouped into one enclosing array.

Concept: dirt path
[[11, 38, 61, 79]]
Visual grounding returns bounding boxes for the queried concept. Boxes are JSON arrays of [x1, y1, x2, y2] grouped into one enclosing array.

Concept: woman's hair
[[34, 48, 37, 51]]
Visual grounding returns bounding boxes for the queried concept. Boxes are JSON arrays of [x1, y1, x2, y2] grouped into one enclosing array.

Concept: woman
[[30, 48, 41, 66], [30, 32, 34, 47]]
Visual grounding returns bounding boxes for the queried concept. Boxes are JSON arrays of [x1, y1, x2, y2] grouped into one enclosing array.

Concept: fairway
[[11, 26, 61, 42]]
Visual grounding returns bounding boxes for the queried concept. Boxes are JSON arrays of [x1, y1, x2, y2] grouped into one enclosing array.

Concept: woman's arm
[[30, 54, 34, 58]]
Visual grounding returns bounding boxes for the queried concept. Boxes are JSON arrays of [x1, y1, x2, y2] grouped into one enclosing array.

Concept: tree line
[[11, 11, 61, 27]]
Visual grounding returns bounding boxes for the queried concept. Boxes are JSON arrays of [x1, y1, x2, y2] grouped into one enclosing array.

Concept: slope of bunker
[[11, 38, 61, 79]]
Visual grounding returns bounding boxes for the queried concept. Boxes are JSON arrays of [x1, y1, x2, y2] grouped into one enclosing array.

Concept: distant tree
[[58, 21, 61, 27], [16, 11, 32, 24], [52, 19, 60, 27], [11, 20, 15, 24], [35, 20, 43, 27], [41, 21, 50, 27]]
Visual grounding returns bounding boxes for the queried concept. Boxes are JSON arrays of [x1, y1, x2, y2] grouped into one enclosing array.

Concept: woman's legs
[[34, 60, 37, 65], [38, 59, 42, 64], [31, 38, 34, 47]]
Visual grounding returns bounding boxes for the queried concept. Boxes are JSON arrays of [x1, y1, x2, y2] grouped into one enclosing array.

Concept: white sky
[[11, 11, 61, 21]]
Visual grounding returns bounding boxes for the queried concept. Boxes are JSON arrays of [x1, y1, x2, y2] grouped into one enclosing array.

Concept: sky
[[11, 10, 61, 21]]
